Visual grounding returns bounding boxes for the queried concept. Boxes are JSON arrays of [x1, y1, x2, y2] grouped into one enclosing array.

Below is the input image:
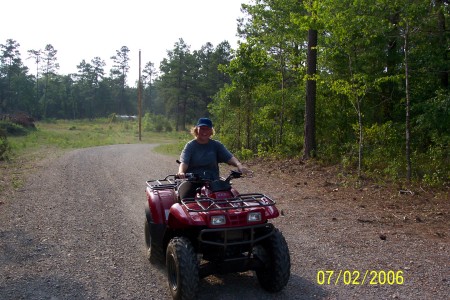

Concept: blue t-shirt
[[180, 139, 233, 180]]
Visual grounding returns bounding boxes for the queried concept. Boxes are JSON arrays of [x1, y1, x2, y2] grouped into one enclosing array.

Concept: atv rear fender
[[146, 186, 177, 224]]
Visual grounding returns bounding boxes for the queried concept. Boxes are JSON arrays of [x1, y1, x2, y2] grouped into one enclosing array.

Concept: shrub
[[236, 148, 254, 160], [0, 121, 29, 136], [0, 129, 10, 160], [108, 113, 117, 123], [142, 113, 173, 132]]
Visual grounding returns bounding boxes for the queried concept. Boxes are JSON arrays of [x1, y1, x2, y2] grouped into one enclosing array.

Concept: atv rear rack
[[146, 176, 177, 190], [181, 193, 276, 212]]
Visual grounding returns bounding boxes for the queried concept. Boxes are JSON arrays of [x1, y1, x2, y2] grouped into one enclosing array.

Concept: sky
[[1, 0, 250, 85]]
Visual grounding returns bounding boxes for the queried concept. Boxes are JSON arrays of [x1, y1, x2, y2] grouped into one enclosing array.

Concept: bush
[[236, 148, 254, 160], [142, 113, 173, 132], [108, 113, 117, 123], [0, 121, 29, 136], [362, 121, 404, 179], [414, 133, 449, 187], [0, 129, 10, 160]]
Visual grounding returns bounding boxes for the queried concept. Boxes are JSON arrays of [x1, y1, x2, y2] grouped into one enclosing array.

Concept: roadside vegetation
[[6, 117, 184, 153], [1, 1, 448, 190], [0, 116, 189, 194]]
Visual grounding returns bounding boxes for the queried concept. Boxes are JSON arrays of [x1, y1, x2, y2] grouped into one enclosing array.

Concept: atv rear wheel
[[254, 228, 290, 292], [166, 237, 199, 300], [144, 220, 152, 261], [144, 219, 163, 263]]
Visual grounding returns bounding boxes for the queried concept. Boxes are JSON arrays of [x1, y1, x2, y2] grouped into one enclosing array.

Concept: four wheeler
[[144, 169, 290, 300]]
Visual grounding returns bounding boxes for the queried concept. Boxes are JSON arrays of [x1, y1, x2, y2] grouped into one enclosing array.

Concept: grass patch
[[153, 137, 191, 157], [1, 118, 190, 196], [8, 119, 187, 156]]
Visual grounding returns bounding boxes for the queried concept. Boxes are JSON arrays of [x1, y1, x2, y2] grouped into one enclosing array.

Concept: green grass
[[8, 118, 190, 157], [1, 118, 192, 195]]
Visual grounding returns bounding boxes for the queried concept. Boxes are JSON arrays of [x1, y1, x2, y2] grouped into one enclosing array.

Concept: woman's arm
[[227, 156, 251, 175], [177, 162, 189, 178]]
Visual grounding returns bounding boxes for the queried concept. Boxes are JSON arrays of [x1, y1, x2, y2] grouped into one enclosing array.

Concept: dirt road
[[1, 144, 448, 299]]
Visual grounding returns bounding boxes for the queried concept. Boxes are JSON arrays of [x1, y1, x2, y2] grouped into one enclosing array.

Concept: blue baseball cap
[[196, 117, 213, 128]]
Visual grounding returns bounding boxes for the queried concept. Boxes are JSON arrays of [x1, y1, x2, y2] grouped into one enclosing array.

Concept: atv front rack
[[181, 193, 276, 212]]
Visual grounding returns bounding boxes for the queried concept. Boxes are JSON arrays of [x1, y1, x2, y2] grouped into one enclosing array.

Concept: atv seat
[[209, 180, 231, 192], [177, 181, 198, 201]]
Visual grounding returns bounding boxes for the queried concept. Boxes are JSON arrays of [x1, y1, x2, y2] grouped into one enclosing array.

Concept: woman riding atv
[[177, 117, 251, 198]]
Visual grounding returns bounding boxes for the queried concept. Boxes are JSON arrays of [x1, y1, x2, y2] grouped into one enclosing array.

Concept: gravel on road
[[1, 144, 448, 299]]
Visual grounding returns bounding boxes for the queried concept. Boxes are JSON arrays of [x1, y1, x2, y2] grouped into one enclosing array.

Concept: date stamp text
[[317, 270, 404, 285]]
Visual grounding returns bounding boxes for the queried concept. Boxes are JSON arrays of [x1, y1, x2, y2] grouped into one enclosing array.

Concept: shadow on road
[[196, 272, 328, 299]]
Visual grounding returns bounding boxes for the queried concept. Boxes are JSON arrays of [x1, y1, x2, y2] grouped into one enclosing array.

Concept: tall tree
[[239, 0, 307, 147], [303, 27, 318, 159], [435, 0, 449, 88], [0, 39, 25, 113], [301, 0, 319, 160], [41, 44, 59, 118], [74, 59, 94, 118], [27, 49, 42, 109], [91, 56, 106, 87], [159, 39, 194, 131], [217, 42, 269, 149], [142, 61, 157, 113], [110, 46, 130, 114]]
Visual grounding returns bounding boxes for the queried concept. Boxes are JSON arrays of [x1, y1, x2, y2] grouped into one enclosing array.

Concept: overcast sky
[[1, 0, 249, 84]]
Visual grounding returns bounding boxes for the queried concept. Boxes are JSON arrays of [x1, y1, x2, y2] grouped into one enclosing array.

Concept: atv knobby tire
[[254, 228, 291, 292], [166, 237, 199, 300], [144, 219, 164, 263], [144, 220, 153, 261]]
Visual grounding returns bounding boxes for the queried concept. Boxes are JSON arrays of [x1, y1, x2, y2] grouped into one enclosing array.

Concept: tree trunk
[[404, 23, 412, 183], [303, 28, 318, 159], [437, 0, 448, 88], [278, 46, 286, 146], [357, 98, 363, 179]]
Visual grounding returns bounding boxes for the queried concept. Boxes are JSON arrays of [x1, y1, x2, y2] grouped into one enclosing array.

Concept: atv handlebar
[[175, 160, 244, 181], [175, 170, 242, 182], [147, 170, 244, 191]]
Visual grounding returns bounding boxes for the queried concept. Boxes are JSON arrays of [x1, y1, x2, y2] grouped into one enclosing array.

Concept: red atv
[[144, 169, 290, 300]]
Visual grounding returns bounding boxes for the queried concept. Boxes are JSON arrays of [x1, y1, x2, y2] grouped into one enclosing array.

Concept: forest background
[[0, 0, 448, 187]]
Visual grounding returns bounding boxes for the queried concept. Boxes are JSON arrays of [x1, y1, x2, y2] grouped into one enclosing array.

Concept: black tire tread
[[166, 237, 199, 300], [144, 219, 164, 264], [256, 228, 291, 292]]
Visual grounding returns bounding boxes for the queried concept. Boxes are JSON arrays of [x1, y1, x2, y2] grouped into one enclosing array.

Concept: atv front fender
[[168, 203, 206, 229]]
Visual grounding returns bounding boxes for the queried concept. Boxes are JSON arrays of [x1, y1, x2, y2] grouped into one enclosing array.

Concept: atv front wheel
[[254, 228, 291, 292], [166, 237, 199, 300]]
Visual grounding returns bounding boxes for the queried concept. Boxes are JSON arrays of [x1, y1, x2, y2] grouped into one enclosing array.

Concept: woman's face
[[196, 126, 212, 143]]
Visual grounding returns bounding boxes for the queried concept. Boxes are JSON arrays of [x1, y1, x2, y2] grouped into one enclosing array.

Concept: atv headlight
[[247, 212, 262, 222], [211, 215, 226, 226]]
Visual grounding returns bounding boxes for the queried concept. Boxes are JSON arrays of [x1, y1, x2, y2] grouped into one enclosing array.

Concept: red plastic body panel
[[167, 203, 206, 228], [169, 191, 279, 229], [147, 179, 279, 230], [203, 186, 239, 199], [146, 186, 177, 224]]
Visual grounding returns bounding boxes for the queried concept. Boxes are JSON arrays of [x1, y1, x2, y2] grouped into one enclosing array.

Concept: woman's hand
[[177, 162, 188, 179], [229, 157, 253, 177], [238, 165, 253, 177]]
